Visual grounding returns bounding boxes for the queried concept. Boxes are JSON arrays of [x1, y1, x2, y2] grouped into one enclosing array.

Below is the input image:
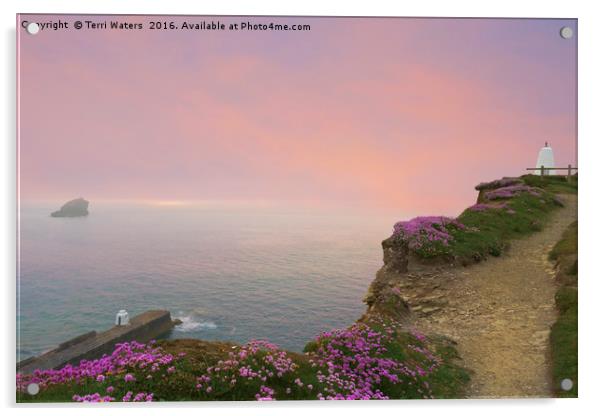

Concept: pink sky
[[18, 16, 577, 215]]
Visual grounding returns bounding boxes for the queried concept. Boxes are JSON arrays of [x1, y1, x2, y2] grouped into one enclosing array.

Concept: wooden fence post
[[541, 165, 545, 177], [567, 164, 572, 183]]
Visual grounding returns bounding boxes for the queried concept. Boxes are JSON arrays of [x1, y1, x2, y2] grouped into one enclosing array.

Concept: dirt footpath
[[413, 195, 577, 398]]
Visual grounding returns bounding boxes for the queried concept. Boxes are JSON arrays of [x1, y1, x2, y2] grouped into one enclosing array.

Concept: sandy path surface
[[411, 194, 577, 398]]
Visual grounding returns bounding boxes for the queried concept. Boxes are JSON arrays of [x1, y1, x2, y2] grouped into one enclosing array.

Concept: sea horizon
[[17, 200, 422, 360]]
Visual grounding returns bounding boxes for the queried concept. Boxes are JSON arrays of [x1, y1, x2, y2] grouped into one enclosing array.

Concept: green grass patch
[[550, 287, 578, 398], [418, 336, 471, 399], [451, 191, 559, 263], [549, 220, 578, 398], [392, 177, 566, 263], [549, 221, 577, 261], [555, 286, 577, 315], [568, 260, 578, 276], [521, 174, 578, 194]]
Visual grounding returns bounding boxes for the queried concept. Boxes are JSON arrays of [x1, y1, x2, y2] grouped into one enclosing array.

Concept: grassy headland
[[522, 173, 578, 195], [390, 175, 567, 264]]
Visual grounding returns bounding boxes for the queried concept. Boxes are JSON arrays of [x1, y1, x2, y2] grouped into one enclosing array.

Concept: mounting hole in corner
[[27, 382, 40, 395], [560, 26, 573, 39], [560, 378, 573, 391], [26, 22, 40, 35]]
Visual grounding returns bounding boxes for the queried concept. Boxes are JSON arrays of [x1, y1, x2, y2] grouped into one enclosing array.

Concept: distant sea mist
[[17, 202, 404, 359]]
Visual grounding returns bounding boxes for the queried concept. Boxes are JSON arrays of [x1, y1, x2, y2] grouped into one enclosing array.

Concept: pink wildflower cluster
[[468, 203, 494, 212], [392, 216, 465, 254], [308, 321, 440, 399], [468, 202, 514, 213], [194, 339, 299, 401], [256, 385, 276, 401], [17, 341, 176, 401], [410, 328, 427, 343], [72, 393, 115, 402], [484, 185, 542, 201], [122, 391, 154, 402], [475, 177, 522, 191]]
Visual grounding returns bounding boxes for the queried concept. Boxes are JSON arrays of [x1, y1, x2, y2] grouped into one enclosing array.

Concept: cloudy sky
[[18, 16, 576, 215]]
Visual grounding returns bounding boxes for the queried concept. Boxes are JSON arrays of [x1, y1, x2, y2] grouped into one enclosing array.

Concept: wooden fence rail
[[525, 164, 578, 182]]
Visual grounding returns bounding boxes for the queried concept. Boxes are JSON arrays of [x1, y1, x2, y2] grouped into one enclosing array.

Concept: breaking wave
[[174, 314, 217, 333]]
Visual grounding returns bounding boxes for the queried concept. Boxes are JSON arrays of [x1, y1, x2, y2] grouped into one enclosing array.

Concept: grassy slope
[[454, 191, 558, 261], [457, 175, 577, 262], [549, 220, 578, 398], [549, 221, 577, 261], [449, 175, 571, 263], [523, 174, 577, 397], [522, 174, 578, 195], [397, 175, 575, 264]]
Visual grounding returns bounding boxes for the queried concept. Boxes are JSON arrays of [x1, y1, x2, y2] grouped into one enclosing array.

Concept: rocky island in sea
[[50, 198, 89, 217]]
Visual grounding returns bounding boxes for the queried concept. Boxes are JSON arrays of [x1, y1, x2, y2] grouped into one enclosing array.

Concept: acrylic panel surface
[[17, 15, 577, 402]]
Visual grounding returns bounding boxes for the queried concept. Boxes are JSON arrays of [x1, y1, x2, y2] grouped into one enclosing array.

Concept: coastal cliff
[[362, 174, 568, 323], [360, 174, 577, 398], [18, 174, 577, 402]]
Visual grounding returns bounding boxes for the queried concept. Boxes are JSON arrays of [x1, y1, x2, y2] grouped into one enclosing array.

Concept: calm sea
[[17, 202, 401, 360]]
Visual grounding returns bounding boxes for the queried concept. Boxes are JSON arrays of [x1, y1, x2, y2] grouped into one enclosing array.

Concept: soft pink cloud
[[18, 16, 576, 215]]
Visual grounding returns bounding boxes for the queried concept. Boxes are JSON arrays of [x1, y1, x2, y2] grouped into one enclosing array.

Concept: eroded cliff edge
[[361, 174, 577, 398], [361, 174, 571, 325]]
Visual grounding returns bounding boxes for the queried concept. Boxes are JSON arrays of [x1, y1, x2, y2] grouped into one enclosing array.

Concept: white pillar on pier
[[115, 310, 130, 326]]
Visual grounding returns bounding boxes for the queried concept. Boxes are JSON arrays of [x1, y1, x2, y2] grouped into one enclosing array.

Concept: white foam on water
[[174, 314, 217, 333]]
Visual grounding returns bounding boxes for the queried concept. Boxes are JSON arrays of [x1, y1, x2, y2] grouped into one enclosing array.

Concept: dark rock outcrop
[[51, 198, 89, 217], [361, 237, 412, 322], [363, 227, 453, 322], [381, 236, 409, 274]]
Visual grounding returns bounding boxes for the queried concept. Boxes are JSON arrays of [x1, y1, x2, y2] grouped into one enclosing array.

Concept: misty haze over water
[[17, 202, 403, 359]]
